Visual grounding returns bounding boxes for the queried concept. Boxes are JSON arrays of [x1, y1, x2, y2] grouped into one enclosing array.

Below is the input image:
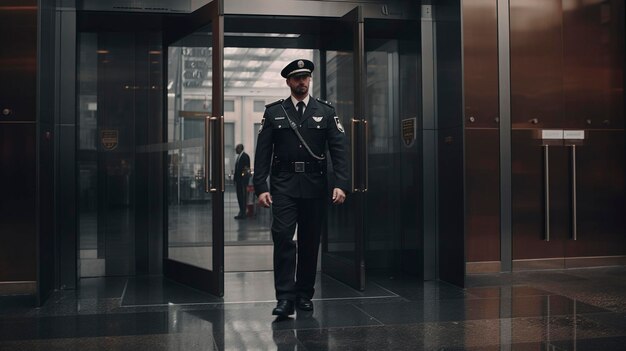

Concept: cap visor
[[288, 69, 311, 77]]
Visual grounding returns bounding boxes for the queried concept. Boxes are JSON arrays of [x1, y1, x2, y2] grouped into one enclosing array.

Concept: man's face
[[235, 145, 243, 154], [286, 74, 311, 97]]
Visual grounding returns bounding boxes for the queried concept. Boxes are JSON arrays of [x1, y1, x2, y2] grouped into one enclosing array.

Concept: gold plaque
[[401, 118, 416, 147], [101, 130, 119, 151]]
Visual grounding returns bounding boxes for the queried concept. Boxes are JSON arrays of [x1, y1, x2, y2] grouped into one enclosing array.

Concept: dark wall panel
[[0, 124, 37, 281], [57, 9, 78, 289], [0, 1, 38, 285], [37, 0, 58, 304], [435, 0, 463, 130], [436, 0, 464, 286], [399, 36, 422, 276], [438, 127, 464, 286], [37, 124, 55, 303], [58, 125, 77, 286]]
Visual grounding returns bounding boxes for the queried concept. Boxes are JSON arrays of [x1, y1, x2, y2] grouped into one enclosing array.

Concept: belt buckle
[[294, 162, 305, 173]]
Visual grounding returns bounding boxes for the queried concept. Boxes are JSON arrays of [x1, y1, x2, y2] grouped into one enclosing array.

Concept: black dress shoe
[[272, 300, 294, 316], [295, 297, 313, 311], [234, 215, 246, 219]]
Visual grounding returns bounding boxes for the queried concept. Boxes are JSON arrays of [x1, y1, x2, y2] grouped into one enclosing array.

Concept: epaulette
[[316, 98, 333, 108], [265, 99, 284, 108]]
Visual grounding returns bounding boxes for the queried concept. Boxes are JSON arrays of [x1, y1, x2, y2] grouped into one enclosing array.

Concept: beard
[[291, 84, 308, 96]]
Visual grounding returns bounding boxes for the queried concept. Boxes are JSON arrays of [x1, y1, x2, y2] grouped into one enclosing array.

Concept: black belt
[[272, 161, 326, 174]]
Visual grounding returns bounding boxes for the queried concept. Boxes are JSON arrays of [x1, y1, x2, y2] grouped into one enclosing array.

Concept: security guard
[[253, 59, 349, 317]]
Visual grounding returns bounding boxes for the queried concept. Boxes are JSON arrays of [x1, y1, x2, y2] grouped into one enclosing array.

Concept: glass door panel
[[163, 0, 224, 296], [167, 44, 214, 270], [322, 7, 366, 291]]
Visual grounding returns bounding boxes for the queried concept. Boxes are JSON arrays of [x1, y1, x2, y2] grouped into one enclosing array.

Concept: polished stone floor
[[1, 267, 626, 350]]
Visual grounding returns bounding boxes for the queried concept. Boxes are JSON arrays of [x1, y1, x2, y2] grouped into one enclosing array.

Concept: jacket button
[[299, 145, 302, 148]]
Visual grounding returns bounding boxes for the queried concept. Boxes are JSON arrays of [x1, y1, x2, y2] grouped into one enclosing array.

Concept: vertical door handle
[[205, 116, 218, 193], [351, 118, 360, 192], [543, 145, 550, 241], [570, 145, 577, 240], [363, 120, 368, 192], [205, 116, 212, 192], [219, 116, 225, 192]]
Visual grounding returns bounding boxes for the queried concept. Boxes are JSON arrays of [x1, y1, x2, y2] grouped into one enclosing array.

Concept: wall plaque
[[401, 118, 417, 147], [101, 130, 119, 151]]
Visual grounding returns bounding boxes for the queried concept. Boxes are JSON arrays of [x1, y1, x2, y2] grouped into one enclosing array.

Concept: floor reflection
[[167, 186, 274, 271], [1, 267, 625, 350]]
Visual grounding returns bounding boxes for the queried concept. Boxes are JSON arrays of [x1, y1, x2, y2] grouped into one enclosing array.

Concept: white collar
[[290, 95, 310, 109]]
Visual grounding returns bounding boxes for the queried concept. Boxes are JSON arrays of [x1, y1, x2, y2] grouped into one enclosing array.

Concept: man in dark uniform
[[233, 144, 250, 219], [253, 59, 349, 317]]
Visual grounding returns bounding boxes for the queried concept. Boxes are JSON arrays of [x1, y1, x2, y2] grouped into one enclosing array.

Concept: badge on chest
[[334, 116, 345, 133]]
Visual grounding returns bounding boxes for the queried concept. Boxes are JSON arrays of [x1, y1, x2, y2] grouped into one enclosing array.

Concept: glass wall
[[364, 36, 422, 274], [77, 31, 164, 277], [166, 43, 214, 270], [325, 50, 356, 262]]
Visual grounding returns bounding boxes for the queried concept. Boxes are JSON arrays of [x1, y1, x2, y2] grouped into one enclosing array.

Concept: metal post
[[497, 0, 513, 270]]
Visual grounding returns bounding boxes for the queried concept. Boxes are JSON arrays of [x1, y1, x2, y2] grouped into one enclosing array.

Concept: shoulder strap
[[315, 98, 333, 108], [265, 99, 284, 108], [278, 103, 326, 161]]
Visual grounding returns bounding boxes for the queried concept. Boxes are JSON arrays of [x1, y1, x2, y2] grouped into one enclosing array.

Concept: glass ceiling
[[169, 44, 314, 94]]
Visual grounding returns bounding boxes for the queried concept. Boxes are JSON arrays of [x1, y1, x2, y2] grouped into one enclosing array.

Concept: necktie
[[297, 101, 305, 120]]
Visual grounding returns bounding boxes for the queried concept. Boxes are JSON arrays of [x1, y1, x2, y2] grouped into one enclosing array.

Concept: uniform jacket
[[234, 151, 250, 183], [253, 97, 349, 198]]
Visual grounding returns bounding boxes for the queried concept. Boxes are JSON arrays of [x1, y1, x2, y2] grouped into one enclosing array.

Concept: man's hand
[[332, 188, 346, 204], [258, 192, 272, 208]]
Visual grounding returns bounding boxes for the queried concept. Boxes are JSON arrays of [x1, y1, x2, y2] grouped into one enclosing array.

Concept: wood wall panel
[[562, 0, 625, 129], [511, 130, 567, 260], [465, 129, 500, 262], [566, 130, 626, 256], [462, 0, 500, 263], [510, 0, 564, 129], [0, 2, 37, 122], [462, 0, 499, 129]]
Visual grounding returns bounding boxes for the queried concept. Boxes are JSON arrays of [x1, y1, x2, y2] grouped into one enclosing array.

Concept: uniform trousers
[[235, 179, 248, 216], [271, 193, 325, 301]]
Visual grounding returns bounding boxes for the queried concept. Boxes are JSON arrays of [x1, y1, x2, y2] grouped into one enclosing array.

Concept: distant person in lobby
[[253, 59, 349, 317], [234, 143, 251, 219]]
